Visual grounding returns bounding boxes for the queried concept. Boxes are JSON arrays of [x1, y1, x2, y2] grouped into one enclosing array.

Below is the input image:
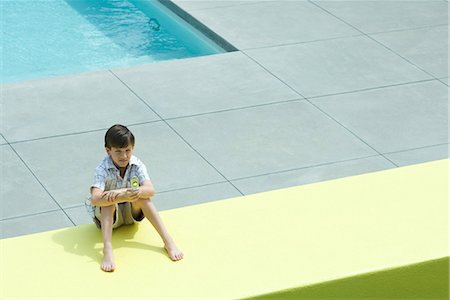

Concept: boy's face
[[106, 144, 134, 169]]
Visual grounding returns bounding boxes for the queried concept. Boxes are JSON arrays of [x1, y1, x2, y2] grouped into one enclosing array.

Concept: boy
[[87, 124, 183, 272]]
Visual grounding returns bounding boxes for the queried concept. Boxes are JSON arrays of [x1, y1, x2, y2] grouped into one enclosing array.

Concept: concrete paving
[[1, 0, 448, 238]]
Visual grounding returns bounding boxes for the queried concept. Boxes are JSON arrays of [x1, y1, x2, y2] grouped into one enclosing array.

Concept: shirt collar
[[106, 155, 139, 171]]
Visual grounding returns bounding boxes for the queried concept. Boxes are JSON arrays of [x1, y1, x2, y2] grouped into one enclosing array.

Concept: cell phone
[[130, 176, 139, 191]]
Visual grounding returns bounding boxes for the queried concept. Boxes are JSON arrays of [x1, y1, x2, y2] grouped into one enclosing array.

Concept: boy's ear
[[105, 147, 111, 155]]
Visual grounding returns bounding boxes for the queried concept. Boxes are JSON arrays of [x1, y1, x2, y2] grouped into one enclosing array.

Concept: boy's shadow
[[52, 223, 166, 264]]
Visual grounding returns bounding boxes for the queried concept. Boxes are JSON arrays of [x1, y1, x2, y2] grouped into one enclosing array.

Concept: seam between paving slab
[[305, 78, 444, 100], [3, 120, 162, 145], [307, 0, 446, 82], [2, 143, 76, 226], [366, 23, 448, 35]]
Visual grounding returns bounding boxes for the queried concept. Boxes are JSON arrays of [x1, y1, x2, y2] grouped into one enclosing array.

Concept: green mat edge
[[242, 257, 449, 300]]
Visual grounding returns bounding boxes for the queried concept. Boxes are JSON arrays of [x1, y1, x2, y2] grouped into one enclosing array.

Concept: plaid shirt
[[85, 155, 150, 217]]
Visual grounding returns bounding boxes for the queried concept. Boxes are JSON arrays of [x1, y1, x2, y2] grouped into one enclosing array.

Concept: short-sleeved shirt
[[85, 155, 150, 217]]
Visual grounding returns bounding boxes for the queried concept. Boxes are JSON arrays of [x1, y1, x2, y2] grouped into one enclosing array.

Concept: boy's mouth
[[118, 159, 128, 166]]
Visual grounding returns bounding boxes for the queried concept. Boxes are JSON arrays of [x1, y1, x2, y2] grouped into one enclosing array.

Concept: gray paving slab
[[245, 36, 431, 98], [384, 144, 449, 167], [168, 101, 377, 180], [371, 25, 448, 78], [2, 71, 160, 143], [112, 52, 300, 119], [11, 131, 106, 209], [12, 122, 226, 208], [0, 145, 59, 220], [183, 1, 360, 49], [311, 81, 448, 154], [0, 210, 73, 239], [232, 156, 396, 195], [64, 205, 93, 226], [312, 0, 448, 34], [173, 0, 251, 11], [0, 135, 7, 145], [152, 182, 242, 211]]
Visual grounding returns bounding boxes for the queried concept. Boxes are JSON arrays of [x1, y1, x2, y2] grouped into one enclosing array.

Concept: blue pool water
[[1, 0, 224, 83]]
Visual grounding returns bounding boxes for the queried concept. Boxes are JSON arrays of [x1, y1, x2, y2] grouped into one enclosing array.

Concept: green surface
[[244, 257, 449, 300], [1, 160, 447, 299]]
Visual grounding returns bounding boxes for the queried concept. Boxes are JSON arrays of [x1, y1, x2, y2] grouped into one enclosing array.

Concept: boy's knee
[[101, 205, 116, 217], [138, 198, 152, 207], [134, 198, 151, 206]]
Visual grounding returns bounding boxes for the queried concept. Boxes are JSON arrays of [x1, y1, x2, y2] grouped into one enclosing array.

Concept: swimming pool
[[1, 0, 226, 83]]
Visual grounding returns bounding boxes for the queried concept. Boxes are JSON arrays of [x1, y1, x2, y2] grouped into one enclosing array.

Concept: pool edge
[[156, 0, 239, 52]]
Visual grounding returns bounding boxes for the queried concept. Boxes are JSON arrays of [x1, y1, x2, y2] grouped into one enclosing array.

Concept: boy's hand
[[122, 189, 141, 202], [101, 189, 140, 203]]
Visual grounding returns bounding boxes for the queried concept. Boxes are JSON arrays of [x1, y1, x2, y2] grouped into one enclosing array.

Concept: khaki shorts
[[93, 202, 144, 229]]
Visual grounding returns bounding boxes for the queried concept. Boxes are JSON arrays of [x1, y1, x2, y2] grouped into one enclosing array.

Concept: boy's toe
[[101, 263, 115, 272]]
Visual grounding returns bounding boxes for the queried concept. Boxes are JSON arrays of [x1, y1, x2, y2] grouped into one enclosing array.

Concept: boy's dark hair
[[105, 124, 135, 149]]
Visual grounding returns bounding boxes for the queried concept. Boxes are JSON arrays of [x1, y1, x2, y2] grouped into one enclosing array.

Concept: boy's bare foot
[[101, 247, 116, 272], [164, 243, 184, 261]]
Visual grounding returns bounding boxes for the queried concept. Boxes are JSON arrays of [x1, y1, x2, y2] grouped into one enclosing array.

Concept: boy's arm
[[138, 180, 156, 199], [90, 187, 140, 207]]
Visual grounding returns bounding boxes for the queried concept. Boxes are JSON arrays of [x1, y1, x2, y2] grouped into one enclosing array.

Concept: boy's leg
[[100, 205, 116, 272], [131, 199, 184, 261]]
